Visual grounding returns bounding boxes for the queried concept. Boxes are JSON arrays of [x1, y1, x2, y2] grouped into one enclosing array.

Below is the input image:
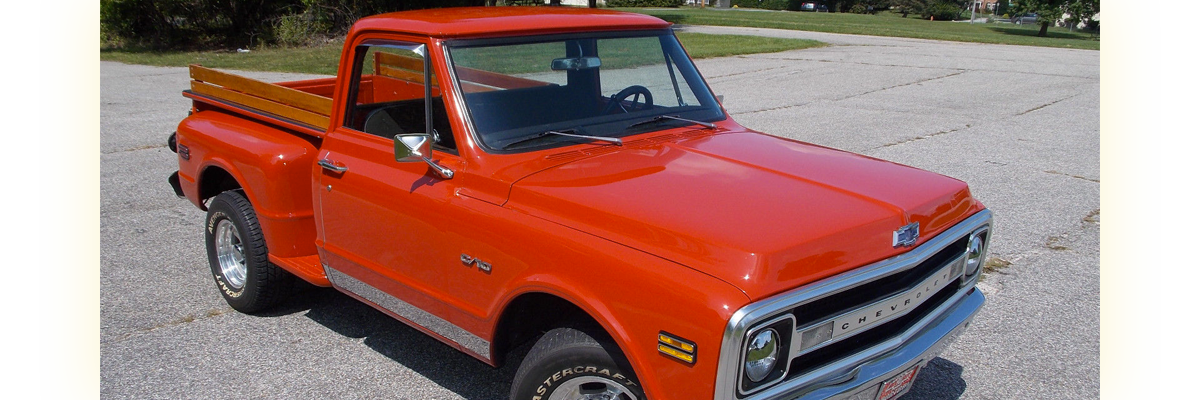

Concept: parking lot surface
[[100, 26, 1098, 399]]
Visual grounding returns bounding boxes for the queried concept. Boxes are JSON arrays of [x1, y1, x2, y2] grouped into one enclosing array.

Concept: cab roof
[[350, 7, 671, 39]]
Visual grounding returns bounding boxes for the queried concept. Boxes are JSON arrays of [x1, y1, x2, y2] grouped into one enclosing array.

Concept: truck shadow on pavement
[[900, 357, 967, 399], [262, 286, 967, 400], [271, 286, 520, 400]]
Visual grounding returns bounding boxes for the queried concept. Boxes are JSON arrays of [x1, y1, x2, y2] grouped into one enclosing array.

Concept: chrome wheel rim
[[214, 219, 247, 289], [548, 376, 636, 400]]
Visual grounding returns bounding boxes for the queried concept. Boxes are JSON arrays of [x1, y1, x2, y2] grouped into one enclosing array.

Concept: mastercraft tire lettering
[[511, 327, 644, 400]]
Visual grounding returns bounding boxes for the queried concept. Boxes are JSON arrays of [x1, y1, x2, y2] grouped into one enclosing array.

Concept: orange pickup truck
[[167, 7, 991, 400]]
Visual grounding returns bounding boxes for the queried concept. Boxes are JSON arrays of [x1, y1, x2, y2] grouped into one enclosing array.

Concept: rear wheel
[[511, 327, 644, 400], [204, 190, 294, 313]]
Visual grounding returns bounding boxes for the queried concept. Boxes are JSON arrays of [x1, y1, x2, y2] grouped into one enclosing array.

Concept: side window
[[345, 42, 457, 152]]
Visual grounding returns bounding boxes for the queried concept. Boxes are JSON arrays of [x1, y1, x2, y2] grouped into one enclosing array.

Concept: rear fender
[[176, 110, 320, 258]]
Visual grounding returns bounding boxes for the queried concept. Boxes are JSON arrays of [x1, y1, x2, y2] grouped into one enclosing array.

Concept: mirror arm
[[423, 158, 454, 179]]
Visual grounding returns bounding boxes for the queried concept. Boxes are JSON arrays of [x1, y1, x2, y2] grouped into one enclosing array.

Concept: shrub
[[606, 0, 685, 6], [924, 3, 961, 20], [728, 0, 801, 11], [273, 13, 332, 47]]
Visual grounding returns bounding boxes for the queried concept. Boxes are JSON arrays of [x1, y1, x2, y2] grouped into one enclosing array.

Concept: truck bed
[[185, 65, 336, 137], [184, 54, 550, 139]]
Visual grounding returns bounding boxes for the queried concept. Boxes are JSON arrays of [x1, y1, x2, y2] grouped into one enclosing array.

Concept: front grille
[[734, 235, 971, 398], [792, 236, 967, 327], [785, 282, 959, 378]]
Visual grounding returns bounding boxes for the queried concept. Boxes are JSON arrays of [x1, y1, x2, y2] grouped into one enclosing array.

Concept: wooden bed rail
[[188, 65, 333, 129], [372, 51, 546, 93], [187, 55, 554, 132]]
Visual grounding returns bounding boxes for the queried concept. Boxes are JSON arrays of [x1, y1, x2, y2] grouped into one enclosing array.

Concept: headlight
[[744, 329, 779, 382], [963, 229, 988, 279], [739, 315, 794, 395]]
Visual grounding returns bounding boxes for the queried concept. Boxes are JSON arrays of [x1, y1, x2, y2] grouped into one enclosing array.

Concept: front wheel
[[510, 327, 645, 400], [204, 190, 294, 313]]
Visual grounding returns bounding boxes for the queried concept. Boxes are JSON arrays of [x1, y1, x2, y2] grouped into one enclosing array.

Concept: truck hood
[[506, 129, 982, 300]]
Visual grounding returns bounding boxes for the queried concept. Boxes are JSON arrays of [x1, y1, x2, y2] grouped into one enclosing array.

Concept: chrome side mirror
[[395, 133, 431, 162], [394, 133, 453, 179]]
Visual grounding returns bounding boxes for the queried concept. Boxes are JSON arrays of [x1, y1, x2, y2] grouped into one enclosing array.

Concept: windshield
[[446, 31, 725, 152]]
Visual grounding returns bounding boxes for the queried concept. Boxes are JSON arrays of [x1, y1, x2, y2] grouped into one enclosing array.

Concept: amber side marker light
[[658, 332, 696, 364]]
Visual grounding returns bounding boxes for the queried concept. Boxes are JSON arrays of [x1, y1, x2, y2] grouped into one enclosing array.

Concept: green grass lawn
[[100, 32, 824, 75], [620, 8, 1099, 51]]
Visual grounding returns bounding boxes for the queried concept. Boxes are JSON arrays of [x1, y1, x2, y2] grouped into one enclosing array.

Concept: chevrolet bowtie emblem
[[893, 222, 920, 247]]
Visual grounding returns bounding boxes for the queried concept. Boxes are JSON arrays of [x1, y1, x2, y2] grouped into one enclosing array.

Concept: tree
[[1012, 0, 1063, 37], [995, 0, 1010, 16], [102, 0, 489, 49], [890, 0, 928, 18], [1063, 0, 1099, 30], [1012, 0, 1098, 36]]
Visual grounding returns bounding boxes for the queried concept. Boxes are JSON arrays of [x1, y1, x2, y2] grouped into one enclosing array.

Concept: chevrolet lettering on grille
[[831, 257, 961, 338]]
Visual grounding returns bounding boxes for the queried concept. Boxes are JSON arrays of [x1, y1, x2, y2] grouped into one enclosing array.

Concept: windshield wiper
[[626, 115, 716, 131], [500, 129, 622, 150]]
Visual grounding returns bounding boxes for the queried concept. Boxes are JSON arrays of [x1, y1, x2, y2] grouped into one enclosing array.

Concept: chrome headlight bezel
[[962, 227, 989, 285], [737, 314, 795, 395]]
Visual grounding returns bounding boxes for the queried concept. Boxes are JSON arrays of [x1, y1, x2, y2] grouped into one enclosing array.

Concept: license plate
[[876, 364, 920, 400]]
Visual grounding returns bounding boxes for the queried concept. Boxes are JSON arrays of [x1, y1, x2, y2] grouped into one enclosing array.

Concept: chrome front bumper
[[718, 287, 984, 400], [784, 288, 983, 400]]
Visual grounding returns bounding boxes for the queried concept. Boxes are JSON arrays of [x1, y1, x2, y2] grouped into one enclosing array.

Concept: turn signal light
[[658, 332, 696, 364]]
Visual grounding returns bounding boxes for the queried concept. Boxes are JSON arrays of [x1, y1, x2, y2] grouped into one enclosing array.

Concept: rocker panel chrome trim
[[325, 265, 491, 359]]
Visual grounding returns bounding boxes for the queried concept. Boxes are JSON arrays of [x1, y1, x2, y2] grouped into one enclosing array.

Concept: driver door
[[316, 39, 465, 343]]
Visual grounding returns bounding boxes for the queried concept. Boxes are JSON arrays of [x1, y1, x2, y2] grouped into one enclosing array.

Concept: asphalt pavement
[[100, 26, 1099, 399]]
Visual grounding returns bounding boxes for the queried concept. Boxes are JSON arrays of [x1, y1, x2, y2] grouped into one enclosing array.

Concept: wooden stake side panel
[[188, 65, 333, 131], [372, 51, 547, 93], [191, 81, 331, 129], [454, 67, 548, 92]]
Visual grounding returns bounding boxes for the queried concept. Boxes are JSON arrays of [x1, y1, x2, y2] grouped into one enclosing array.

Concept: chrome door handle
[[318, 159, 348, 173]]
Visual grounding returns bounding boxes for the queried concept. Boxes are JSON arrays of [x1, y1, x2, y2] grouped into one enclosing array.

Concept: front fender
[[487, 226, 750, 400]]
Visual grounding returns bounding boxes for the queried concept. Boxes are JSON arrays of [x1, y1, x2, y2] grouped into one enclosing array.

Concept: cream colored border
[[1099, 0, 1161, 396], [39, 0, 100, 398], [58, 1, 1152, 396]]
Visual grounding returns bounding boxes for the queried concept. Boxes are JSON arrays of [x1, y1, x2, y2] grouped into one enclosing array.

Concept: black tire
[[510, 327, 645, 400], [204, 190, 294, 313]]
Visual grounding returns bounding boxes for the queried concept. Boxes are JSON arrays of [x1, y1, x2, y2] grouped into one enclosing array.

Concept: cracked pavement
[[101, 25, 1098, 399]]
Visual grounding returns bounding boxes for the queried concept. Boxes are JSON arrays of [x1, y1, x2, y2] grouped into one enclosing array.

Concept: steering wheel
[[603, 85, 654, 114]]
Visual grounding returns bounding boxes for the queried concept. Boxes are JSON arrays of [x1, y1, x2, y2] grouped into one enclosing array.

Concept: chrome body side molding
[[325, 265, 492, 359]]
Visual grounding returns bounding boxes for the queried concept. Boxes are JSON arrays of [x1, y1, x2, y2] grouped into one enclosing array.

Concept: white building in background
[[1059, 10, 1099, 29]]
